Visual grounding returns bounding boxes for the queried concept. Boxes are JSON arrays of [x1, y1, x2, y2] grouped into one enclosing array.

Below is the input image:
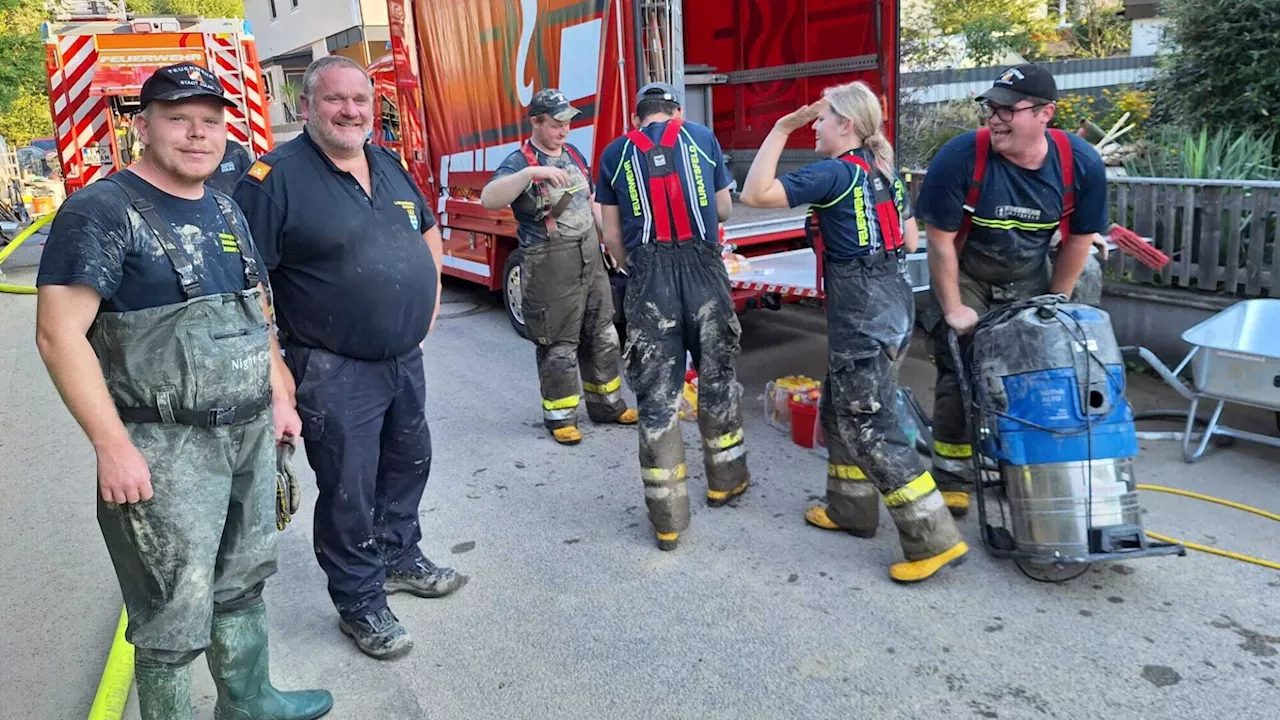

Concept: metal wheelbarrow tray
[[1123, 298, 1280, 462]]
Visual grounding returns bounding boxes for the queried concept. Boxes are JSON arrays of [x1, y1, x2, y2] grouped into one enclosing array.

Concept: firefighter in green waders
[[741, 81, 968, 582], [481, 89, 638, 445], [34, 64, 332, 719], [596, 83, 751, 551]]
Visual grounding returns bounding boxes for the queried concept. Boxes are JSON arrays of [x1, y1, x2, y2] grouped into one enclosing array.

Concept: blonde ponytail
[[822, 81, 896, 177]]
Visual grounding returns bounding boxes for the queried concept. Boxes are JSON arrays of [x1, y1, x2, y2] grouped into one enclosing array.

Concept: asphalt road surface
[[1, 258, 1277, 720]]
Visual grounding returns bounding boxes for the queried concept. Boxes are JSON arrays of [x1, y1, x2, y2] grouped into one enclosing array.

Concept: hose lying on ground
[[1138, 484, 1279, 571], [0, 210, 55, 294], [87, 606, 133, 720]]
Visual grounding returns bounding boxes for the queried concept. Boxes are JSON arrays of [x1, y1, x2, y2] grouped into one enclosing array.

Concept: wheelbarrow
[[1122, 298, 1280, 463]]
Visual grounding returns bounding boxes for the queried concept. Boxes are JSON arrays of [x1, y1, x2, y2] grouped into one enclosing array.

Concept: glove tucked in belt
[[276, 437, 302, 531]]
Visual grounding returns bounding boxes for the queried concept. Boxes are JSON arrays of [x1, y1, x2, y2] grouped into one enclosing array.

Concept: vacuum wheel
[[1015, 560, 1090, 583]]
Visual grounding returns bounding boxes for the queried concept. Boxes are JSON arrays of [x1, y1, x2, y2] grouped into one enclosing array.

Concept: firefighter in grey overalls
[[481, 89, 637, 445], [35, 63, 332, 719], [741, 82, 968, 583]]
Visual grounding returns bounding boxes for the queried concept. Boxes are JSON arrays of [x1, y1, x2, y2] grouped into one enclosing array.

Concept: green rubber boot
[[207, 604, 334, 720], [135, 657, 195, 720]]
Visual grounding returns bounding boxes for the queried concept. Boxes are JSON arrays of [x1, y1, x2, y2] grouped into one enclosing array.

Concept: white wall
[[242, 0, 363, 59], [358, 0, 388, 25], [1130, 18, 1169, 57]]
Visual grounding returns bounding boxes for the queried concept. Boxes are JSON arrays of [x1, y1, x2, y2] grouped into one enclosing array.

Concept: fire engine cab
[[41, 1, 273, 195]]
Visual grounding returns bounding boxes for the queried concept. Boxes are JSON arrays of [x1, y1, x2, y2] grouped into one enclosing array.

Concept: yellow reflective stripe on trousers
[[883, 472, 938, 508], [934, 440, 973, 459], [704, 429, 744, 450], [641, 464, 688, 482], [542, 395, 580, 410], [582, 377, 622, 395], [828, 463, 868, 480]]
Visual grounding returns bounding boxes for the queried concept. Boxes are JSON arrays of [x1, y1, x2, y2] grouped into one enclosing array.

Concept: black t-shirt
[[232, 130, 438, 361], [205, 142, 252, 195], [36, 170, 263, 312], [489, 143, 594, 246]]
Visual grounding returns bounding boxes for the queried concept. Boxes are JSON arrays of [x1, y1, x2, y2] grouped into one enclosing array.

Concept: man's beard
[[308, 114, 368, 154]]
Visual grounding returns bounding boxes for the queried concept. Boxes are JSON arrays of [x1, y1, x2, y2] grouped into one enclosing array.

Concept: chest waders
[[800, 160, 968, 583], [928, 128, 1075, 500], [92, 178, 332, 720], [516, 141, 632, 442], [620, 119, 750, 552]]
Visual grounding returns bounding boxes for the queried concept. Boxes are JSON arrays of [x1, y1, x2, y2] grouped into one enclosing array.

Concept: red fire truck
[[370, 0, 908, 337], [42, 6, 273, 195]]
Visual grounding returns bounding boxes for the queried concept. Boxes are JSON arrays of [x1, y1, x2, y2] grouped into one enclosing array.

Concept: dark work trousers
[[521, 233, 628, 428], [821, 254, 963, 560], [622, 241, 750, 536], [283, 343, 432, 621], [925, 263, 1051, 486]]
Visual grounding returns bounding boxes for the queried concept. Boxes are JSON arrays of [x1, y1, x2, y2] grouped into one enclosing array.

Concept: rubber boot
[[135, 656, 195, 720], [208, 604, 334, 720], [552, 426, 582, 445], [884, 473, 968, 584], [809, 466, 879, 537]]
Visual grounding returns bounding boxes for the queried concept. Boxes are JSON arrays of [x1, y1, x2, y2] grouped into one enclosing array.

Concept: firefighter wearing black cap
[[35, 62, 332, 718], [741, 81, 968, 582], [596, 82, 750, 551], [916, 63, 1109, 504], [481, 88, 637, 444]]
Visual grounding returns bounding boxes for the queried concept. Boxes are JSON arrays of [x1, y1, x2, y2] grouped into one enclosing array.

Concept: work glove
[[275, 436, 302, 531]]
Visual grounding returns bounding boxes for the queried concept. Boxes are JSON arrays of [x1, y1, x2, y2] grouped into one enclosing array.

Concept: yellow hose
[[1137, 484, 1279, 571], [0, 210, 57, 294], [1137, 484, 1280, 522], [87, 606, 133, 720]]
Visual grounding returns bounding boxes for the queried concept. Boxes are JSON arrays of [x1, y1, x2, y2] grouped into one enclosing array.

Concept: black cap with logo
[[636, 82, 682, 106], [976, 63, 1058, 106], [140, 62, 236, 110]]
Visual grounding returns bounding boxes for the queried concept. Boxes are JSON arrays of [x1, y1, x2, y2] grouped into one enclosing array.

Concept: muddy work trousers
[[622, 241, 750, 535], [521, 234, 628, 428], [285, 344, 432, 622], [926, 266, 1052, 485], [98, 411, 279, 657], [820, 255, 963, 561]]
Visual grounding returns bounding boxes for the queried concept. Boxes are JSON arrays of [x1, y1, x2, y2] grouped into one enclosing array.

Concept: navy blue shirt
[[916, 129, 1108, 282], [233, 130, 438, 361], [779, 148, 912, 262], [205, 141, 252, 195], [596, 119, 732, 250], [37, 170, 263, 312]]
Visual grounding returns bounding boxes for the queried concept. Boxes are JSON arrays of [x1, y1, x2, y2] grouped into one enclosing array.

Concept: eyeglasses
[[978, 102, 1047, 122]]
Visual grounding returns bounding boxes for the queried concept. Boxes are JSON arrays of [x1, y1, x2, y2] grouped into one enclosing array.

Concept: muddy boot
[[338, 607, 413, 661], [135, 655, 195, 720], [883, 472, 968, 583], [931, 441, 975, 518], [208, 604, 334, 719], [551, 425, 583, 445], [806, 463, 879, 537], [384, 556, 467, 598], [643, 462, 690, 550]]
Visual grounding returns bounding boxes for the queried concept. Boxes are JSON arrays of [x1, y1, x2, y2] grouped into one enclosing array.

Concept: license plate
[[82, 146, 108, 165]]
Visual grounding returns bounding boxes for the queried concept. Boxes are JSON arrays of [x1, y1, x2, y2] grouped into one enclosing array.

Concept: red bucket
[[788, 395, 819, 448]]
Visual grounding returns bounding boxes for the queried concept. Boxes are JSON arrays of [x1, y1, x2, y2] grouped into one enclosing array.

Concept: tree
[[905, 0, 1060, 68], [1156, 0, 1280, 138], [0, 89, 53, 145], [128, 0, 244, 17]]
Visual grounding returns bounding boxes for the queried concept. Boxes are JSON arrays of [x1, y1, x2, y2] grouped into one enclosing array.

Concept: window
[[269, 1, 278, 20], [291, 0, 299, 8], [379, 96, 401, 143]]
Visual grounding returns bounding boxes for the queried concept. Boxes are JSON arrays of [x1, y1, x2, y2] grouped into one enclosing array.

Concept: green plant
[[1157, 0, 1280, 143], [905, 0, 1059, 67], [897, 99, 979, 169], [1064, 1, 1131, 58], [1051, 87, 1154, 140], [1123, 126, 1279, 180]]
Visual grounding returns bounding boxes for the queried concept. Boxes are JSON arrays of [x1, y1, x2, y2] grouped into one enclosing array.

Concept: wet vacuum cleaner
[[949, 294, 1186, 582]]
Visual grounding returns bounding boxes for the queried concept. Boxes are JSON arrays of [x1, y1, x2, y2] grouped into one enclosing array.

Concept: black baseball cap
[[636, 82, 682, 106], [528, 88, 580, 121], [976, 63, 1058, 106], [140, 62, 236, 109]]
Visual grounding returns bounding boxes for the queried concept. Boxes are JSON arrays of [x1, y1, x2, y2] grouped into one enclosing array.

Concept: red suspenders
[[519, 140, 590, 235], [956, 127, 1075, 251], [625, 118, 696, 242], [842, 153, 905, 252]]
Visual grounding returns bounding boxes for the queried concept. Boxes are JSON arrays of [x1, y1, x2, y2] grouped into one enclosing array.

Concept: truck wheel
[[503, 248, 530, 340]]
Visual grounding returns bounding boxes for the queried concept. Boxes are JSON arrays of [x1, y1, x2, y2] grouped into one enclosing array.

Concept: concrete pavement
[[1, 259, 1276, 720]]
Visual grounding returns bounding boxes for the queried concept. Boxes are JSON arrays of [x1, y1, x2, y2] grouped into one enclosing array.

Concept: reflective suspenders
[[624, 118, 696, 242], [956, 127, 1075, 251], [842, 154, 904, 252], [519, 140, 590, 236]]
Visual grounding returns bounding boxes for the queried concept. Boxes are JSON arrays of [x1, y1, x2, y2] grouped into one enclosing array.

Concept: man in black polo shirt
[[234, 55, 465, 661]]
